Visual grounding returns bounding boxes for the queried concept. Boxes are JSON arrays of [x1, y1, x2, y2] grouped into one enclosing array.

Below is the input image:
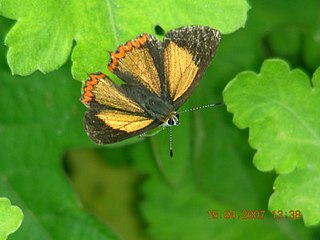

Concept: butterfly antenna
[[178, 102, 224, 114], [169, 127, 173, 158]]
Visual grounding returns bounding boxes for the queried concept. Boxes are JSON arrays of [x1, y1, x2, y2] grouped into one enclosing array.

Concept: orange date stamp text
[[207, 209, 302, 220]]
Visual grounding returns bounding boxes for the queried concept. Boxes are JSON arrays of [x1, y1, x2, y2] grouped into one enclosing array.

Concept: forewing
[[108, 34, 166, 98], [162, 26, 221, 109], [81, 73, 161, 144]]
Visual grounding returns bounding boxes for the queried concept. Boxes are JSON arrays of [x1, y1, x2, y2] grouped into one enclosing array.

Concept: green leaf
[[0, 198, 23, 240], [269, 164, 320, 226], [223, 59, 320, 226], [0, 0, 250, 80]]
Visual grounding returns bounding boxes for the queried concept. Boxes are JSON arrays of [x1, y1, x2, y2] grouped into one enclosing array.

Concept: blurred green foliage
[[0, 0, 319, 239]]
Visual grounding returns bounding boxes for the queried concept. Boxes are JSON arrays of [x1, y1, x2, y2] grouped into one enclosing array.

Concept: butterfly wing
[[81, 26, 220, 144], [108, 33, 166, 99], [81, 73, 162, 144], [162, 26, 221, 109]]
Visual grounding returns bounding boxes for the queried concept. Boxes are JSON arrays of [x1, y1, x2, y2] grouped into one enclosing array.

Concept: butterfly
[[81, 26, 221, 156]]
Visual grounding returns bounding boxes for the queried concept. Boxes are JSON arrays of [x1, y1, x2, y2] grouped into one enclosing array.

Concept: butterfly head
[[164, 112, 180, 128]]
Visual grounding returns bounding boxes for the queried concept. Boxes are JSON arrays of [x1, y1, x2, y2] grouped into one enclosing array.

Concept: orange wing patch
[[108, 34, 162, 96], [164, 42, 199, 101], [81, 73, 105, 106], [96, 110, 153, 133]]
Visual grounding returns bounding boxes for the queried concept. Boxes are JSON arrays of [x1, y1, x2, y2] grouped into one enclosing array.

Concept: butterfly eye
[[167, 118, 174, 126], [176, 113, 180, 119]]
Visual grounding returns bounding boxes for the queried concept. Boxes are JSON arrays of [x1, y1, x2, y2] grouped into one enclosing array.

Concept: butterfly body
[[121, 83, 174, 122], [81, 26, 221, 144]]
